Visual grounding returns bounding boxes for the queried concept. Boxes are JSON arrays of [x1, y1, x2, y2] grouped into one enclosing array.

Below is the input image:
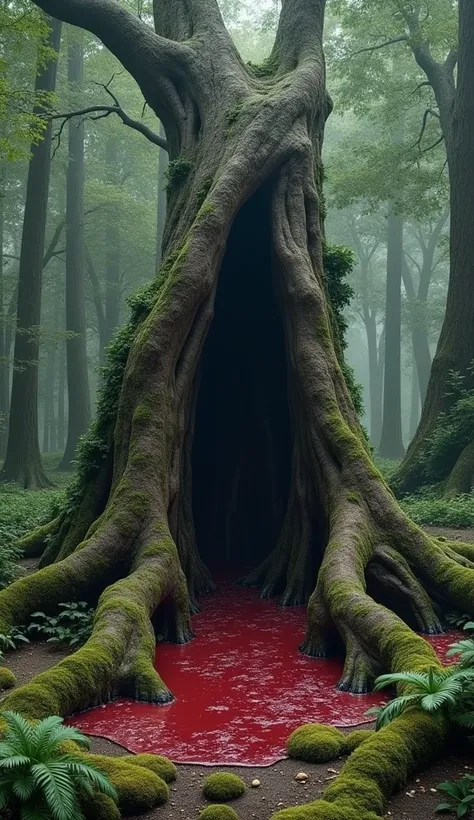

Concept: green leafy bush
[[400, 492, 474, 527], [436, 775, 474, 817], [202, 773, 246, 802], [366, 667, 474, 730], [0, 711, 117, 820], [28, 602, 94, 647]]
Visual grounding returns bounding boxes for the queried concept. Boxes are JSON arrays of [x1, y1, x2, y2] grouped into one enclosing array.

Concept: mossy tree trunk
[[393, 0, 474, 494], [3, 1, 474, 815]]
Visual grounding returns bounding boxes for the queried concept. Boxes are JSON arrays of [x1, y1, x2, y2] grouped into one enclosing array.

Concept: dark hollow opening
[[192, 182, 293, 569]]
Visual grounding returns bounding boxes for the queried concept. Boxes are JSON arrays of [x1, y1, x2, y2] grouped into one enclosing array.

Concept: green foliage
[[0, 626, 29, 665], [418, 368, 474, 485], [366, 667, 474, 730], [0, 711, 117, 820], [200, 806, 239, 820], [28, 602, 94, 647], [400, 493, 474, 528], [286, 724, 345, 763], [165, 158, 193, 191], [202, 773, 246, 802], [436, 776, 474, 818], [446, 623, 474, 669], [446, 613, 473, 630]]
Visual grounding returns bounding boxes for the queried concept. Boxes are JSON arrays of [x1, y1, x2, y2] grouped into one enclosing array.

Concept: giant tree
[[2, 2, 474, 818]]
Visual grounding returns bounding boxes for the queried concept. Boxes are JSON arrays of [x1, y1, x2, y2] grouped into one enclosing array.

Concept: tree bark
[[104, 135, 121, 349], [393, 3, 474, 492], [59, 31, 91, 470], [57, 338, 65, 452], [378, 203, 405, 459], [0, 17, 61, 488], [3, 2, 474, 817], [409, 361, 420, 442], [155, 124, 168, 266], [0, 163, 9, 457]]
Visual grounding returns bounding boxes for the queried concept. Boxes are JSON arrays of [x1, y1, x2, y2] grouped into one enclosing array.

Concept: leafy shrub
[[286, 724, 345, 762], [202, 773, 246, 802], [28, 602, 94, 647], [446, 622, 474, 668], [436, 775, 474, 817], [400, 492, 474, 528], [366, 667, 474, 730], [0, 711, 117, 820]]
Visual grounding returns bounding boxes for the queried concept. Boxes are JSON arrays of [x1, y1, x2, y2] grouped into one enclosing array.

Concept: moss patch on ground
[[203, 773, 246, 802]]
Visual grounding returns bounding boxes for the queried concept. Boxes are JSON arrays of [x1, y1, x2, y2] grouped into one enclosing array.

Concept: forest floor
[[1, 524, 472, 820]]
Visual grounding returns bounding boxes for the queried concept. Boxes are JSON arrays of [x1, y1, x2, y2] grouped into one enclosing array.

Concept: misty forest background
[[0, 0, 470, 555]]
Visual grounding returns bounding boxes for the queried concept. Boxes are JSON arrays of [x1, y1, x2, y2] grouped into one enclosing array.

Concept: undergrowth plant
[[0, 711, 117, 820], [436, 775, 474, 818], [28, 602, 94, 647]]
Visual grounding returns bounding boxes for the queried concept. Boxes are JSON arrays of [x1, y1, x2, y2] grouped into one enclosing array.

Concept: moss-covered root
[[17, 516, 62, 558], [200, 806, 240, 819], [0, 539, 191, 718], [82, 753, 170, 815], [341, 729, 373, 754], [203, 773, 246, 802], [81, 793, 121, 820], [272, 712, 446, 820]]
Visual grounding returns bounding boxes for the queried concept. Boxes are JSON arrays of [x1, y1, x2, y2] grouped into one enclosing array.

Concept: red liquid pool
[[68, 581, 458, 766]]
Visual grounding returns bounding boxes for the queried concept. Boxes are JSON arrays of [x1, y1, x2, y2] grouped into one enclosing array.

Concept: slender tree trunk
[[364, 313, 382, 447], [402, 257, 432, 405], [42, 287, 60, 453], [0, 17, 61, 487], [379, 204, 405, 459], [156, 124, 168, 267], [409, 361, 420, 442], [394, 3, 474, 492], [0, 163, 9, 457], [59, 31, 91, 469], [104, 135, 121, 347], [4, 2, 474, 818], [57, 339, 65, 453], [85, 245, 106, 363]]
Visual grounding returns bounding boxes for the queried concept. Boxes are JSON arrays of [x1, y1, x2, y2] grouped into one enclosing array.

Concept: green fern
[[365, 667, 474, 729], [0, 712, 117, 819]]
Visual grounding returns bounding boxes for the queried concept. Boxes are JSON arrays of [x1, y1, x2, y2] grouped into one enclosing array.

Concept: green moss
[[341, 729, 373, 754], [200, 806, 239, 820], [81, 793, 121, 820], [247, 53, 279, 78], [0, 666, 16, 689], [286, 724, 345, 763], [90, 755, 169, 814], [271, 801, 379, 819], [346, 491, 361, 504], [121, 753, 177, 783], [165, 157, 193, 191], [203, 773, 246, 802]]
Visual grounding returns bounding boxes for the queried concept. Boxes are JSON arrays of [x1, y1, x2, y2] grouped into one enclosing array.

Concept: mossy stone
[[0, 667, 16, 690], [122, 753, 177, 783], [286, 724, 345, 763], [203, 772, 246, 802], [200, 805, 240, 820], [81, 793, 121, 820]]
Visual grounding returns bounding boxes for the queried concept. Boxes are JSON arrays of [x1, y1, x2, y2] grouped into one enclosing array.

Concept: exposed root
[[337, 632, 381, 694]]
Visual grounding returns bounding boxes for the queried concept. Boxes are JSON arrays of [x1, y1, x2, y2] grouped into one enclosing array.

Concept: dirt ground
[[3, 530, 474, 820]]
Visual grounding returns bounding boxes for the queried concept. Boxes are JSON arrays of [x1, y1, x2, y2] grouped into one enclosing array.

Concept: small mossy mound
[[341, 729, 374, 754], [286, 724, 345, 763], [90, 755, 169, 814], [122, 753, 177, 783], [203, 773, 246, 802], [81, 793, 121, 820], [271, 800, 380, 819], [200, 805, 240, 820], [0, 667, 16, 690]]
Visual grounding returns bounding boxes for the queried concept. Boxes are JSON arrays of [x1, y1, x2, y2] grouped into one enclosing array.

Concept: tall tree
[[104, 134, 121, 348], [156, 124, 168, 266], [1, 4, 473, 818], [379, 202, 405, 458], [59, 29, 91, 470], [0, 16, 61, 487]]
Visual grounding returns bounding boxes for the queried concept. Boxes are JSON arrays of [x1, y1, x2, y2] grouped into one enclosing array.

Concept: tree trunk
[[156, 124, 168, 266], [0, 17, 61, 488], [378, 204, 405, 459], [4, 1, 474, 817], [409, 361, 420, 442], [0, 163, 9, 457], [104, 135, 121, 347], [393, 3, 474, 492], [85, 244, 107, 363], [42, 286, 60, 453], [57, 339, 65, 452], [59, 31, 91, 470]]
